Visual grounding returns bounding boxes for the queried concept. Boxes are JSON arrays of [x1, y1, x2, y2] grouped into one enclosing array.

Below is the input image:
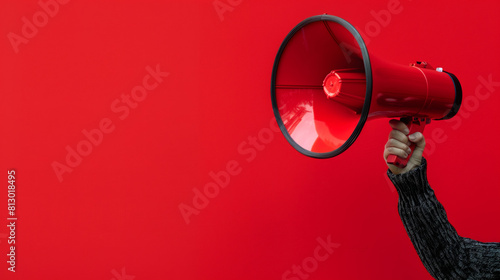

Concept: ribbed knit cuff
[[387, 158, 434, 206]]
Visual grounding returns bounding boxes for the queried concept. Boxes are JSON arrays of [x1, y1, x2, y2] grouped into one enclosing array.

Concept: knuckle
[[388, 147, 407, 158], [420, 135, 426, 146], [387, 138, 397, 146]]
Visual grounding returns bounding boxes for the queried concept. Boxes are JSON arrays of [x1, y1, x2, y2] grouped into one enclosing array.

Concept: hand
[[383, 119, 426, 175]]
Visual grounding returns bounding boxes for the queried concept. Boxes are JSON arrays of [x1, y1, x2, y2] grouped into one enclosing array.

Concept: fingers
[[385, 138, 412, 154], [385, 119, 427, 172], [384, 120, 411, 162], [383, 146, 409, 160], [408, 132, 426, 161], [389, 120, 426, 150], [389, 119, 409, 135], [408, 132, 425, 149], [388, 129, 410, 146], [384, 138, 412, 160]]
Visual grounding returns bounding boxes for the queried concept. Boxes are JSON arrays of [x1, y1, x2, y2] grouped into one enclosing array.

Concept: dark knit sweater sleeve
[[388, 158, 500, 279]]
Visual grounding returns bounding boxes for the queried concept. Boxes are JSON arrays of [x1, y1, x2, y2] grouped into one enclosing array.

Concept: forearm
[[388, 158, 500, 279]]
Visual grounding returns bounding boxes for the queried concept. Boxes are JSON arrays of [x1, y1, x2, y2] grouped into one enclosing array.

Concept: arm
[[388, 159, 500, 279], [385, 120, 500, 279]]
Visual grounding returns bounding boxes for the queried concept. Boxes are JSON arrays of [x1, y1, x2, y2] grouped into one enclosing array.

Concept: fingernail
[[406, 148, 412, 154], [408, 134, 416, 141]]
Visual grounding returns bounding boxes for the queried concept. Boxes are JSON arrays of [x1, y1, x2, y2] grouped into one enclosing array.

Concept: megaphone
[[271, 14, 462, 167]]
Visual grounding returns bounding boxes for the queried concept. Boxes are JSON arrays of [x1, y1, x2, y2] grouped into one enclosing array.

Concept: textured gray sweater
[[388, 158, 500, 279]]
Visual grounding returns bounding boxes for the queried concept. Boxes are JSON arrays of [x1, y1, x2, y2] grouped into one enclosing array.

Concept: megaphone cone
[[271, 15, 461, 167]]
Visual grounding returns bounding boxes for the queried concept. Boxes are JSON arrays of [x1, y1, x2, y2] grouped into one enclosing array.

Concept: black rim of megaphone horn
[[271, 14, 373, 159], [437, 71, 462, 120]]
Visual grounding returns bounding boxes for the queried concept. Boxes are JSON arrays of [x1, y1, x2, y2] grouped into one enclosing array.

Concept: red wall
[[1, 0, 499, 279]]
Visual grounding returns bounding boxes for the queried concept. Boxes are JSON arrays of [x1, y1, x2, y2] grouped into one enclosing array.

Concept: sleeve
[[388, 158, 500, 279]]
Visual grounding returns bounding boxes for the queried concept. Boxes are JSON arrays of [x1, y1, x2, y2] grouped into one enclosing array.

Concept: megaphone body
[[271, 15, 462, 167]]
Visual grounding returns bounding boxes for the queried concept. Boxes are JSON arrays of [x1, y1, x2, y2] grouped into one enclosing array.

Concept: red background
[[1, 0, 499, 279]]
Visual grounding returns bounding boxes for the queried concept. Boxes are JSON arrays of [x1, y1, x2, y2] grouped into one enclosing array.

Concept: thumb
[[408, 132, 426, 161]]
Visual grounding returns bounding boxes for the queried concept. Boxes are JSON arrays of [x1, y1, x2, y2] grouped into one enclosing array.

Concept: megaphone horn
[[271, 15, 462, 167]]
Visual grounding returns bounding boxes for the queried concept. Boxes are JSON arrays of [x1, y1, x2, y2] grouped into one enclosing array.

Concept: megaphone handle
[[387, 117, 429, 168]]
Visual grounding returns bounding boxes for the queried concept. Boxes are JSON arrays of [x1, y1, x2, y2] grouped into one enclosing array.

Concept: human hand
[[383, 119, 426, 175]]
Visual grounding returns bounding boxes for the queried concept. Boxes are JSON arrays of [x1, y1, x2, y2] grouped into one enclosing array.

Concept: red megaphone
[[271, 15, 461, 168]]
